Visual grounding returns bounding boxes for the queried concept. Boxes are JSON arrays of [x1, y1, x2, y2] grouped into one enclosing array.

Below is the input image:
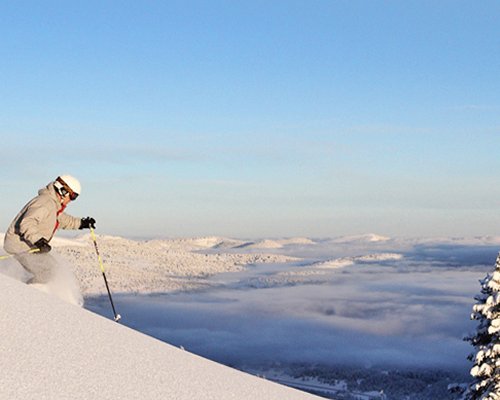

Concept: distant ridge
[[329, 233, 391, 244]]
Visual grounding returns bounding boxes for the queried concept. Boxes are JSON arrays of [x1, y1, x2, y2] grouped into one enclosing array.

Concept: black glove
[[34, 238, 51, 253], [79, 217, 96, 230]]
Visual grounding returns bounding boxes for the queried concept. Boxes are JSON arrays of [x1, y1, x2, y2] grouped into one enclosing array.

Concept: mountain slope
[[0, 274, 320, 400]]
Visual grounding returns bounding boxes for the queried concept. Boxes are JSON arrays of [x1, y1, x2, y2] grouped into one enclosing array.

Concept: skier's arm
[[18, 204, 51, 246], [58, 212, 83, 230]]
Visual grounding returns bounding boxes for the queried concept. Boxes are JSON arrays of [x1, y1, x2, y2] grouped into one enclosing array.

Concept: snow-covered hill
[[234, 237, 317, 250], [49, 234, 298, 295], [310, 253, 403, 269], [328, 233, 391, 244], [0, 272, 321, 400]]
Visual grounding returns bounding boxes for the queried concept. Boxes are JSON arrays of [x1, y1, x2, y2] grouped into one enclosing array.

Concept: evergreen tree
[[465, 252, 500, 399]]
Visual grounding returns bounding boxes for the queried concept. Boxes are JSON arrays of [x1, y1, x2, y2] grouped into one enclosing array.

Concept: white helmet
[[54, 175, 81, 200]]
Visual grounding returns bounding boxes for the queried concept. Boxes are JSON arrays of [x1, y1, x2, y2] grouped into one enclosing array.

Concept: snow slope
[[0, 273, 321, 400]]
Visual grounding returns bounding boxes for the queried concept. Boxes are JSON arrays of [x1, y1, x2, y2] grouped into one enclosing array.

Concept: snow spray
[[1, 252, 83, 307]]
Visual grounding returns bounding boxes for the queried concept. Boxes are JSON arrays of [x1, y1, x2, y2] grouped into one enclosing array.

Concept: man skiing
[[4, 175, 96, 289]]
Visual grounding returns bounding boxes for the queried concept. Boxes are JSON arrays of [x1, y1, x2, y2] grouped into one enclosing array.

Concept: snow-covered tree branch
[[464, 253, 500, 399]]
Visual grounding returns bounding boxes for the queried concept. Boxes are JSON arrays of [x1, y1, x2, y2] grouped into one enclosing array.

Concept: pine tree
[[465, 252, 500, 399]]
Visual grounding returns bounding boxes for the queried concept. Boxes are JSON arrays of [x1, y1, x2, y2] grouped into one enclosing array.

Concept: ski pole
[[0, 247, 40, 261], [89, 227, 121, 322]]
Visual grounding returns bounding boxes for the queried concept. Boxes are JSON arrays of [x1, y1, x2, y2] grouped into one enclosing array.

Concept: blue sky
[[1, 1, 499, 238]]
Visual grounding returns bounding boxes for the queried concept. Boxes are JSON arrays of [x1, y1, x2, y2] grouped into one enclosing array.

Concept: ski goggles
[[56, 177, 79, 201]]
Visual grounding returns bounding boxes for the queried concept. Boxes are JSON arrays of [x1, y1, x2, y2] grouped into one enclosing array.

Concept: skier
[[3, 175, 96, 290]]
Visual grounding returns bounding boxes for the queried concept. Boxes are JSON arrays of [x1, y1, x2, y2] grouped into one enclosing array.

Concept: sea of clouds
[[82, 234, 499, 373]]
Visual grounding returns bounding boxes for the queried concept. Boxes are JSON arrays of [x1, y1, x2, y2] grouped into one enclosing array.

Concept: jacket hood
[[38, 182, 60, 205]]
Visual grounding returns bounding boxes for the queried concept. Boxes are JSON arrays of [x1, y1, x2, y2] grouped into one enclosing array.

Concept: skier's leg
[[15, 253, 55, 284]]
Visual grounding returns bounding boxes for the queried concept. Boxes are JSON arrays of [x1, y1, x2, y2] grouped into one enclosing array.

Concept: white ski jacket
[[4, 182, 81, 254]]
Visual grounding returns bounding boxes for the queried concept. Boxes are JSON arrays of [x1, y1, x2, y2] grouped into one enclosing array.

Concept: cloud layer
[[85, 237, 496, 372]]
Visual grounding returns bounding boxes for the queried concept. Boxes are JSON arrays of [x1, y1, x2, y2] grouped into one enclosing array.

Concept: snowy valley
[[2, 233, 498, 399]]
